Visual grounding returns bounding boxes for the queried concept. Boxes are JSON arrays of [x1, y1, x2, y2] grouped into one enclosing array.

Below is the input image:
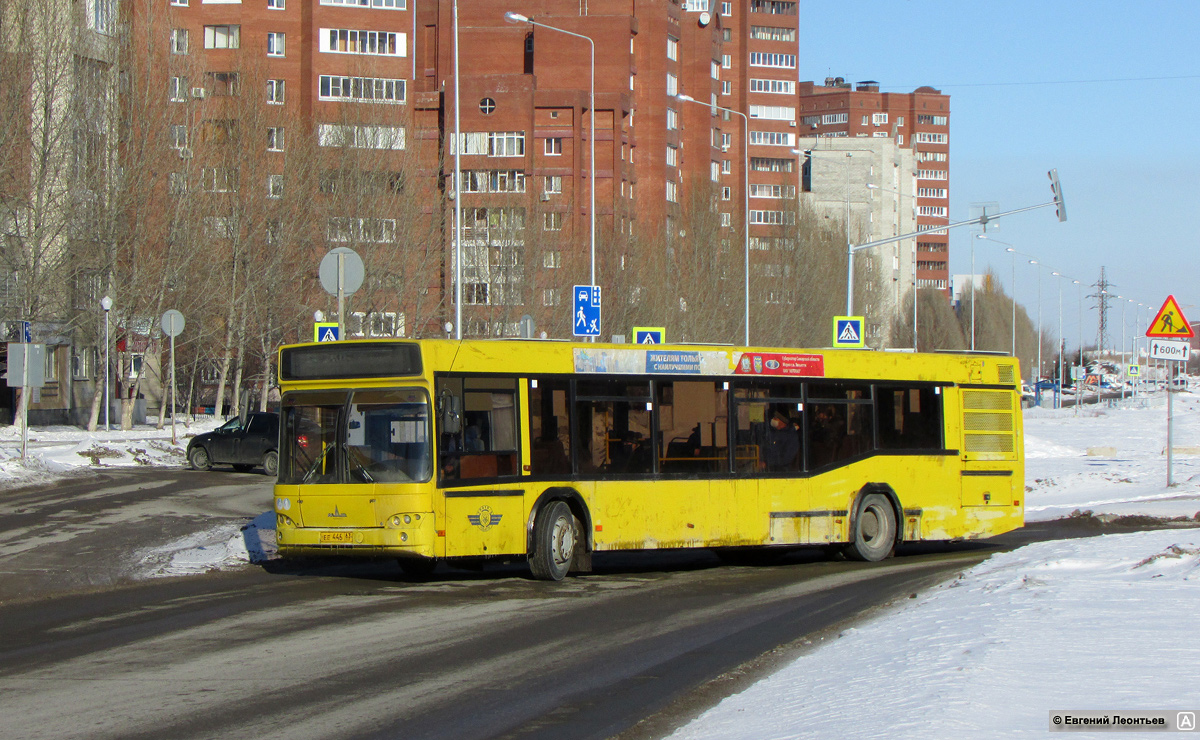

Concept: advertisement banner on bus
[[733, 352, 826, 377]]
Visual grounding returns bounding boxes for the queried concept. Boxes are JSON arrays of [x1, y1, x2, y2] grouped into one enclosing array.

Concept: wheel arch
[[848, 483, 903, 546], [527, 487, 593, 557]]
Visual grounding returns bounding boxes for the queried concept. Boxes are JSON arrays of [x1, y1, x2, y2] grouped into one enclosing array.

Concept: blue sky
[[799, 0, 1200, 351]]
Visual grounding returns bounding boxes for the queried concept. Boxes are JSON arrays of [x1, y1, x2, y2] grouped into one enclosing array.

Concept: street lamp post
[[1031, 260, 1042, 389], [1052, 271, 1064, 409], [1004, 247, 1017, 359], [505, 12, 596, 288], [453, 0, 462, 339], [678, 93, 750, 345], [100, 295, 112, 431]]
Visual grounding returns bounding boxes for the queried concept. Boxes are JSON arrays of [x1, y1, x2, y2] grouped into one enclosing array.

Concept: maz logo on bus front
[[328, 506, 347, 518], [468, 506, 502, 531]]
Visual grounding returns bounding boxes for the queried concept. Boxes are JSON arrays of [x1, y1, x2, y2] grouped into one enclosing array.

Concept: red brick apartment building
[[130, 0, 944, 338], [797, 78, 951, 292]]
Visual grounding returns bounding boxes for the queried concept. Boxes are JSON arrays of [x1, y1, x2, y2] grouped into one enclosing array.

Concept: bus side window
[[528, 378, 572, 476], [574, 379, 653, 475], [806, 382, 874, 470], [875, 385, 943, 451], [437, 376, 520, 482]]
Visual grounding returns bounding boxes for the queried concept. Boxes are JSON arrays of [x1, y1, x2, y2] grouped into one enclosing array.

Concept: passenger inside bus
[[759, 410, 800, 472]]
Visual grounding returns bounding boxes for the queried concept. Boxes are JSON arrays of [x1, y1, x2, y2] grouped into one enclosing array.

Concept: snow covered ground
[[3, 393, 1199, 738], [668, 391, 1200, 740]]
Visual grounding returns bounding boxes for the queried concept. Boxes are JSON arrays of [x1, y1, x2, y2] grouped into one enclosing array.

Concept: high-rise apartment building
[[797, 78, 951, 294], [124, 0, 945, 344]]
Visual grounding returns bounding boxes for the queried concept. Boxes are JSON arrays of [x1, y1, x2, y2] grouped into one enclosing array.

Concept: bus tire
[[845, 493, 896, 562], [529, 501, 576, 581]]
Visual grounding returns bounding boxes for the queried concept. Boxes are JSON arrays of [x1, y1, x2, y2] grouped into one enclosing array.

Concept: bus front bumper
[[276, 512, 437, 558]]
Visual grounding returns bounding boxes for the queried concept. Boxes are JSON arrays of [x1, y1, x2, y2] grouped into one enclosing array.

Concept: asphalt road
[[0, 469, 1146, 740]]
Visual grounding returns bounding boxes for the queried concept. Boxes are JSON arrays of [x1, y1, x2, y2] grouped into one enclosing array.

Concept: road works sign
[[1146, 295, 1194, 339], [832, 316, 865, 349]]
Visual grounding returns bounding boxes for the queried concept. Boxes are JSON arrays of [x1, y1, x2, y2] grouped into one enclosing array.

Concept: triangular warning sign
[[838, 322, 860, 343], [1146, 295, 1194, 338]]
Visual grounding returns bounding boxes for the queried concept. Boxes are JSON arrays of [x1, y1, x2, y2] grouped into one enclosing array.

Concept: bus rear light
[[297, 434, 309, 448], [1014, 500, 1020, 507]]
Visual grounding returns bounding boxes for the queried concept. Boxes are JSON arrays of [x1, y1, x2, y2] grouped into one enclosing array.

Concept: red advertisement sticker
[[733, 353, 825, 377]]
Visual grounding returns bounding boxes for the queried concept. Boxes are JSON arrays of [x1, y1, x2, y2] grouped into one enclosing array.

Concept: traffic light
[[1048, 168, 1067, 222]]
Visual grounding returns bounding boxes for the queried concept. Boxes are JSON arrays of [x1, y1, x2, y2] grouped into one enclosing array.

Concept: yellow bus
[[273, 339, 1023, 580]]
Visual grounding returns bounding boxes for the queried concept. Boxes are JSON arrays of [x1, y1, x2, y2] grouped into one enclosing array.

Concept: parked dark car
[[187, 412, 280, 476]]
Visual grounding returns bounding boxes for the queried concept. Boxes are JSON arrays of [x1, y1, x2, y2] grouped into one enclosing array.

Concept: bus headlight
[[400, 532, 408, 542], [275, 498, 291, 512]]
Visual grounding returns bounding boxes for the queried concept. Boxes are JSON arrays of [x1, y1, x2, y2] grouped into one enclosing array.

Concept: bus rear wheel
[[845, 493, 896, 562], [529, 501, 577, 581]]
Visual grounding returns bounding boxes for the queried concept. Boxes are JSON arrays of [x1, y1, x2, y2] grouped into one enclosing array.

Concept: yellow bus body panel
[[274, 339, 1025, 560]]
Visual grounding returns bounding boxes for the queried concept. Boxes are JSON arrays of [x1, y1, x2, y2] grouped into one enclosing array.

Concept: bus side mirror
[[438, 391, 462, 434]]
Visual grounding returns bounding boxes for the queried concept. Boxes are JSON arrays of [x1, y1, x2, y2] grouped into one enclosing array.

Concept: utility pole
[[1089, 267, 1112, 356]]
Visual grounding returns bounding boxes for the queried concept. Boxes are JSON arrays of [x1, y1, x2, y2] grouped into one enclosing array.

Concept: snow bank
[[667, 529, 1200, 740]]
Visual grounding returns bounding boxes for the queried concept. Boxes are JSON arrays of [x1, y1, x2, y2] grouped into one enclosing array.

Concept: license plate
[[319, 531, 354, 544]]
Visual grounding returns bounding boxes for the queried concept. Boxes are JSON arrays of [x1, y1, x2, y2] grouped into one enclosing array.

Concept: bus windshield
[[280, 389, 432, 485]]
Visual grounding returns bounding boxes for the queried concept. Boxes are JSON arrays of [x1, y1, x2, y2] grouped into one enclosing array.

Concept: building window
[[487, 131, 524, 157], [916, 132, 948, 144], [721, 2, 731, 16], [750, 157, 793, 172], [665, 180, 678, 203], [666, 144, 677, 167], [320, 28, 405, 56], [170, 28, 189, 54], [327, 217, 398, 243], [543, 251, 561, 268], [544, 212, 563, 231], [168, 172, 186, 194], [749, 184, 796, 198], [204, 25, 240, 49], [320, 0, 405, 7], [749, 0, 797, 14], [268, 174, 283, 198], [544, 175, 562, 194], [667, 36, 678, 61], [721, 160, 731, 174], [170, 0, 187, 5], [918, 205, 948, 217], [917, 169, 948, 180], [750, 104, 796, 120], [267, 127, 284, 151], [318, 123, 406, 150], [666, 108, 678, 130], [542, 288, 561, 306], [749, 210, 796, 225], [544, 137, 562, 155], [711, 61, 720, 80], [918, 188, 948, 198], [267, 32, 285, 56], [479, 97, 496, 114], [268, 0, 285, 7], [169, 76, 188, 102], [266, 79, 285, 104], [722, 186, 731, 201], [748, 52, 796, 68], [319, 75, 406, 104], [748, 131, 794, 146], [721, 80, 731, 96], [201, 167, 239, 193], [872, 112, 888, 125], [711, 161, 720, 182], [666, 73, 678, 97], [749, 79, 795, 95], [749, 25, 796, 41], [721, 212, 732, 227], [917, 114, 948, 126], [169, 124, 188, 149], [821, 112, 848, 125], [721, 54, 731, 69]]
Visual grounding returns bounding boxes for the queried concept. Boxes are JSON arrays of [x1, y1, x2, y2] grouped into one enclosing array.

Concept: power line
[[885, 74, 1200, 91]]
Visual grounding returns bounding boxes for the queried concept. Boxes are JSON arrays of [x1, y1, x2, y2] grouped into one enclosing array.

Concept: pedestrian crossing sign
[[314, 322, 339, 342], [832, 316, 865, 348], [1145, 295, 1194, 338], [633, 327, 665, 344]]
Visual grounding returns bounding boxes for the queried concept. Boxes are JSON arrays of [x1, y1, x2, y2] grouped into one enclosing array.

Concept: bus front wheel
[[529, 501, 576, 581], [845, 493, 896, 562]]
